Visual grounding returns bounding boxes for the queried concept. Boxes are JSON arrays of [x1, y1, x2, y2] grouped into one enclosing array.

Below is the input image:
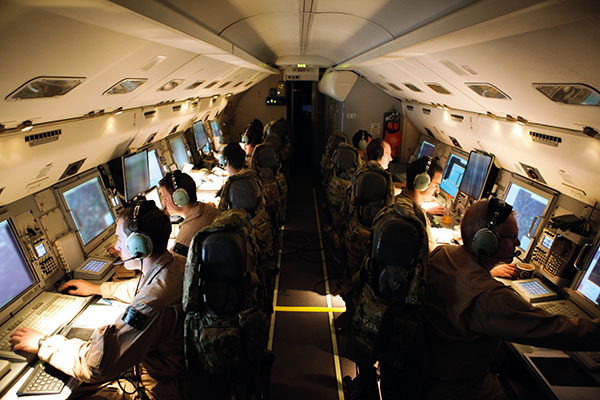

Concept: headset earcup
[[172, 188, 190, 207], [414, 173, 431, 192], [127, 232, 153, 259], [358, 139, 367, 150], [242, 133, 249, 144], [472, 228, 499, 256]]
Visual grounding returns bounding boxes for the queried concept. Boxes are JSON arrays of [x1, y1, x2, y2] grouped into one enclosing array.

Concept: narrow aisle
[[269, 174, 352, 399]]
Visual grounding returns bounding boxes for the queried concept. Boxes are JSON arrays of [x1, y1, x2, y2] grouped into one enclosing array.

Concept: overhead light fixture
[[19, 120, 33, 132], [97, 109, 105, 116], [225, 93, 232, 98], [505, 114, 516, 123], [442, 104, 449, 111], [486, 111, 496, 118], [516, 116, 527, 125], [0, 124, 5, 133], [436, 103, 444, 110], [114, 107, 123, 115]]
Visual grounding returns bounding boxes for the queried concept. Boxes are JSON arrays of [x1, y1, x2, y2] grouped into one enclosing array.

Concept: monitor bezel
[[459, 150, 494, 200], [122, 149, 150, 202], [168, 134, 190, 170], [55, 170, 116, 256], [0, 213, 42, 326], [439, 149, 469, 199], [192, 120, 212, 156], [502, 175, 559, 259], [147, 148, 164, 188], [568, 230, 600, 318], [209, 120, 222, 137]]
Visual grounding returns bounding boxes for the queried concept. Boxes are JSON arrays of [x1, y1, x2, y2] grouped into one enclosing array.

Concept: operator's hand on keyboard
[[490, 263, 518, 279], [107, 245, 120, 258], [425, 204, 445, 216], [10, 327, 44, 354], [59, 279, 101, 296]]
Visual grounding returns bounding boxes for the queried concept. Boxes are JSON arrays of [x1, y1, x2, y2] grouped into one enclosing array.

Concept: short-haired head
[[366, 138, 385, 161], [223, 142, 246, 171], [119, 201, 171, 256], [158, 170, 197, 204], [461, 198, 514, 255], [406, 156, 443, 191]]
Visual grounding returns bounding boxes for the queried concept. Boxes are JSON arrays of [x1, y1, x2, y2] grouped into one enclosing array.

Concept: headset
[[413, 157, 432, 191], [126, 200, 154, 260], [357, 130, 369, 150], [472, 198, 514, 257], [170, 171, 190, 207], [241, 127, 249, 144]]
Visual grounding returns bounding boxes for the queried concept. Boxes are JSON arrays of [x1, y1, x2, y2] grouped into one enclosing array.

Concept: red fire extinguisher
[[383, 111, 401, 159]]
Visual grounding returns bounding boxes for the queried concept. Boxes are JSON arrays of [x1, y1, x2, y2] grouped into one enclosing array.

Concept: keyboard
[[0, 292, 89, 359], [535, 299, 586, 319], [17, 362, 70, 396]]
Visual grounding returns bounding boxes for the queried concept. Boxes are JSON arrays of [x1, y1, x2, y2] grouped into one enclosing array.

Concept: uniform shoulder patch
[[173, 242, 189, 257], [122, 305, 148, 330]]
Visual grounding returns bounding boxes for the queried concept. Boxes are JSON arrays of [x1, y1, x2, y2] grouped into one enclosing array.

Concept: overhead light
[[0, 124, 5, 133], [516, 116, 527, 125], [211, 95, 219, 102], [19, 120, 33, 132], [225, 93, 232, 98], [442, 104, 449, 111], [505, 114, 516, 123], [486, 111, 496, 118], [114, 107, 123, 115], [436, 103, 444, 110], [297, 64, 307, 69], [97, 109, 105, 116]]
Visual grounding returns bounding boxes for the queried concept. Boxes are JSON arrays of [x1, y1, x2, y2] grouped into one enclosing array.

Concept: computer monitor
[[573, 236, 600, 313], [459, 150, 494, 200], [210, 120, 222, 137], [169, 136, 189, 170], [59, 174, 115, 253], [417, 139, 435, 158], [123, 150, 150, 202], [503, 179, 557, 257], [440, 152, 468, 198], [0, 218, 37, 315], [193, 120, 211, 156], [145, 186, 162, 209], [148, 149, 163, 188]]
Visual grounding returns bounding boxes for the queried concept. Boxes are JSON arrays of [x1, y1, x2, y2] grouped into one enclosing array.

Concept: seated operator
[[158, 170, 220, 257], [243, 119, 264, 159], [10, 201, 186, 399], [421, 198, 600, 400], [222, 142, 247, 176], [365, 137, 392, 170]]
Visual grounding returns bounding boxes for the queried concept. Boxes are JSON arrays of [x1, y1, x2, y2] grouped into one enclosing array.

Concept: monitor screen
[[145, 186, 162, 209], [459, 151, 494, 200], [170, 136, 189, 169], [62, 176, 115, 247], [575, 240, 600, 309], [503, 180, 555, 256], [193, 121, 211, 156], [440, 153, 467, 198], [417, 140, 435, 158], [0, 219, 37, 311], [148, 149, 163, 188], [123, 150, 150, 202], [210, 121, 222, 137]]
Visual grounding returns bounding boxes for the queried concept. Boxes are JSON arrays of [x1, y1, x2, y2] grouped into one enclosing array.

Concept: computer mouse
[[61, 286, 77, 294]]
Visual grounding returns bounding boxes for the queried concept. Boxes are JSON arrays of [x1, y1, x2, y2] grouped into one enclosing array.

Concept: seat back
[[353, 169, 390, 228]]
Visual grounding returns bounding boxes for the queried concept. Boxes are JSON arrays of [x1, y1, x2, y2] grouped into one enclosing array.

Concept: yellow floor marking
[[313, 188, 345, 400], [274, 306, 346, 312]]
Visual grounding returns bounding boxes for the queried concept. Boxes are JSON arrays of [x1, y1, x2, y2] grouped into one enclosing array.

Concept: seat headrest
[[200, 232, 246, 281], [372, 217, 421, 268], [355, 171, 388, 204], [228, 177, 259, 212], [256, 145, 278, 169], [336, 147, 357, 172], [264, 134, 283, 151]]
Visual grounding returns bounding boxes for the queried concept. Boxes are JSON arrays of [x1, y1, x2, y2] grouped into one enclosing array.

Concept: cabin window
[[204, 81, 220, 89], [533, 83, 600, 106], [388, 83, 403, 91], [104, 78, 147, 95], [426, 83, 451, 95], [186, 81, 205, 90], [466, 83, 510, 100], [6, 77, 85, 100], [404, 83, 422, 92], [218, 81, 232, 88], [157, 79, 184, 91]]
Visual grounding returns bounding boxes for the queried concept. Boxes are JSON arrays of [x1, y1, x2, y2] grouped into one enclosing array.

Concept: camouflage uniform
[[173, 202, 220, 256]]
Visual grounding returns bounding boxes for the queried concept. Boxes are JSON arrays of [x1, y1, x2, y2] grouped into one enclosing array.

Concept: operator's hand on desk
[[490, 263, 518, 279], [425, 204, 445, 216], [59, 279, 101, 296], [10, 327, 44, 354], [107, 245, 120, 258]]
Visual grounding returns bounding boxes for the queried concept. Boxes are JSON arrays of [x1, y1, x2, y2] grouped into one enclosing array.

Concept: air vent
[[233, 81, 244, 88], [388, 83, 402, 91], [204, 81, 219, 89], [529, 131, 562, 147], [375, 83, 388, 91], [450, 114, 464, 122], [144, 110, 156, 119], [218, 81, 232, 88], [422, 108, 431, 115], [186, 81, 205, 90], [244, 81, 254, 87], [404, 83, 422, 92], [172, 105, 181, 112], [407, 105, 414, 111], [24, 129, 61, 146]]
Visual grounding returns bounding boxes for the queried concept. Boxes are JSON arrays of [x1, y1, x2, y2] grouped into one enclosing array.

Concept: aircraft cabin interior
[[1, 0, 600, 399]]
